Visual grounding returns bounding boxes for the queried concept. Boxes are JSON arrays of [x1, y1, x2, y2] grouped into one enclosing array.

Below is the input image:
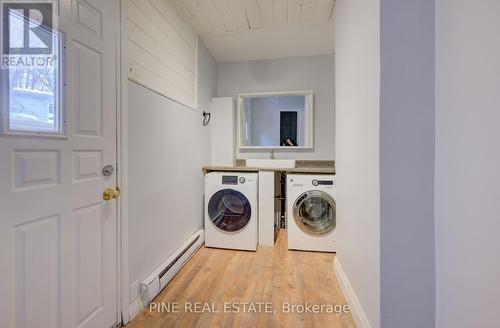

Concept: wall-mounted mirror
[[237, 91, 314, 151]]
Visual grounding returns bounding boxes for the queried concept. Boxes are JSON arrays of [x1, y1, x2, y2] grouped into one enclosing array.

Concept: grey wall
[[334, 0, 380, 327], [217, 55, 334, 160], [379, 1, 436, 327], [435, 0, 500, 326], [127, 41, 217, 304]]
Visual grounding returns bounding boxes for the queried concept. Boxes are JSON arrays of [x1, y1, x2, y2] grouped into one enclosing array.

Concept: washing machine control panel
[[289, 177, 335, 189], [309, 179, 334, 190], [312, 179, 333, 185]]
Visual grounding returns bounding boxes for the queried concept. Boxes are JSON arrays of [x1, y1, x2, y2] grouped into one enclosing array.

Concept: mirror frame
[[237, 90, 314, 151]]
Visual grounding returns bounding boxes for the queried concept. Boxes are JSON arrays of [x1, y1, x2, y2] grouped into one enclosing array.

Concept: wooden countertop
[[202, 160, 335, 175]]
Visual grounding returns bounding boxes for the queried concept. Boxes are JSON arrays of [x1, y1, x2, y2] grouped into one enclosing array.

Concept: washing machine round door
[[293, 191, 336, 235], [208, 189, 252, 232]]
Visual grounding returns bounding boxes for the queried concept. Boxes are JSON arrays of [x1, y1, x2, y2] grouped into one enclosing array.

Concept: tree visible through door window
[[1, 3, 62, 135]]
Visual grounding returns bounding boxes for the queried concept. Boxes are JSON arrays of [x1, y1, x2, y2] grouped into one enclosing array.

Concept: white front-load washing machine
[[205, 172, 258, 251], [287, 174, 336, 252]]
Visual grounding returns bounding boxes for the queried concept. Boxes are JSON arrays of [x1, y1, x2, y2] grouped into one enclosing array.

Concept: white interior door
[[0, 0, 119, 327]]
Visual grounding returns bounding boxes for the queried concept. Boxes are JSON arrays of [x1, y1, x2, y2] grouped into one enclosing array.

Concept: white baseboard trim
[[333, 257, 372, 328], [129, 297, 143, 321]]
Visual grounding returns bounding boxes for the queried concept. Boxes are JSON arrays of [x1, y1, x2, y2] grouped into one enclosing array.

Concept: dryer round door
[[293, 190, 336, 235], [208, 189, 252, 232]]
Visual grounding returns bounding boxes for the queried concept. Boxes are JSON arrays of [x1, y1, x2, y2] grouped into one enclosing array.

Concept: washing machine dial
[[239, 177, 246, 184], [312, 179, 319, 186]]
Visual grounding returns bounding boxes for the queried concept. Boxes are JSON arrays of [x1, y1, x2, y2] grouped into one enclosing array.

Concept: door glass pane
[[4, 9, 61, 134], [295, 194, 336, 235], [8, 45, 60, 133], [208, 189, 252, 232]]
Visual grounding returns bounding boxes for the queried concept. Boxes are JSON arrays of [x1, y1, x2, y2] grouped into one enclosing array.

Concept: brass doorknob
[[103, 187, 120, 201]]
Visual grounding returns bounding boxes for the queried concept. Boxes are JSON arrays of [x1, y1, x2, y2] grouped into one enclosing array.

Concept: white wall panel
[[436, 1, 500, 327], [210, 97, 235, 166], [258, 171, 275, 246], [127, 81, 209, 315], [334, 0, 380, 327], [126, 0, 197, 109], [126, 42, 217, 321], [151, 0, 197, 49]]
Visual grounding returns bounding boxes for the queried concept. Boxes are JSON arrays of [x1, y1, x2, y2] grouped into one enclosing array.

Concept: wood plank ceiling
[[169, 0, 335, 35]]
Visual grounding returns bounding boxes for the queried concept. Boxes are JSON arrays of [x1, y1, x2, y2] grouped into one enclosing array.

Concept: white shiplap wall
[[126, 0, 198, 109]]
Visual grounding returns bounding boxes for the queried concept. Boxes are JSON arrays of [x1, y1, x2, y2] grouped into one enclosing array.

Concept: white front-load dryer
[[205, 172, 258, 251], [287, 174, 336, 252]]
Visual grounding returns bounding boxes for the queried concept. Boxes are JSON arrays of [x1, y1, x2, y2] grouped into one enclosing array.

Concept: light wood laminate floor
[[126, 231, 356, 328]]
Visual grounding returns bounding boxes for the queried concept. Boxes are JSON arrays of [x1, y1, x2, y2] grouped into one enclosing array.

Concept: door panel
[[0, 1, 118, 327], [73, 202, 103, 326], [13, 150, 62, 190], [73, 41, 103, 137], [13, 214, 61, 328]]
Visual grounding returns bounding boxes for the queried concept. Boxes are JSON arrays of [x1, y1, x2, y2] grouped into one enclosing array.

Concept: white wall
[[217, 55, 334, 160], [210, 97, 235, 166], [125, 0, 197, 108], [127, 40, 217, 308], [435, 0, 500, 326], [334, 0, 380, 327], [127, 81, 206, 299]]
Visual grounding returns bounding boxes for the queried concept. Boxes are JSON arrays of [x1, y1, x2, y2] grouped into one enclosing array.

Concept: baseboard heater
[[140, 230, 204, 306]]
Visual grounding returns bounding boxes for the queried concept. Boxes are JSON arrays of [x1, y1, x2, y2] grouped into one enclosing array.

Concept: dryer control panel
[[222, 175, 238, 185], [221, 175, 255, 185]]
